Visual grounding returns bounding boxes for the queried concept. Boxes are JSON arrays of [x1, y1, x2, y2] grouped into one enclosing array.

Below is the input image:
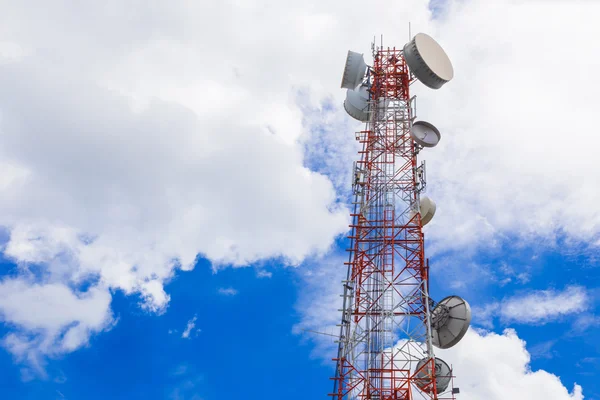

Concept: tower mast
[[332, 34, 471, 400]]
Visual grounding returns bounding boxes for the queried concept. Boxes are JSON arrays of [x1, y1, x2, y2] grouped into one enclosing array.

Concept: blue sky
[[0, 255, 337, 400], [1, 0, 600, 399], [1, 237, 598, 399]]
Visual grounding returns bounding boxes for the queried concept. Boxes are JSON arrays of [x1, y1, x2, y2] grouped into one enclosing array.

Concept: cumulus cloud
[[415, 0, 600, 255], [436, 329, 584, 400], [1, 0, 376, 364], [474, 286, 590, 327], [0, 278, 114, 374]]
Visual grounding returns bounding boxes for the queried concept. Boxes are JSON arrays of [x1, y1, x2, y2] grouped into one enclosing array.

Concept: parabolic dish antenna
[[407, 196, 436, 226], [420, 196, 436, 226], [431, 295, 471, 349], [341, 50, 367, 90], [414, 357, 452, 394], [344, 84, 389, 121], [410, 121, 441, 148], [344, 85, 370, 121], [403, 33, 454, 89]]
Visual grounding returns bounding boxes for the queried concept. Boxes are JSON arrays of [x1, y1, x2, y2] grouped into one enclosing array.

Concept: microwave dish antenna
[[408, 196, 436, 226], [403, 33, 454, 89], [341, 50, 368, 90], [344, 84, 371, 121], [414, 357, 452, 394], [420, 196, 436, 226], [344, 84, 389, 121], [431, 295, 472, 349], [415, 196, 437, 226], [410, 121, 441, 148]]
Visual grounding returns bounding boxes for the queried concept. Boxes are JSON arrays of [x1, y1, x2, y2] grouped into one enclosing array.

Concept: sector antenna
[[329, 33, 471, 400]]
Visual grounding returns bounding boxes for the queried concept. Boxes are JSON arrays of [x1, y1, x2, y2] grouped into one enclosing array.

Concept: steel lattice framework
[[331, 44, 455, 400]]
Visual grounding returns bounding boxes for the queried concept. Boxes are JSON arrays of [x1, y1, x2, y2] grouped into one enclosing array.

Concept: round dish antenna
[[403, 33, 454, 89], [414, 357, 452, 394], [407, 196, 436, 226], [341, 50, 367, 90], [344, 85, 370, 121], [344, 84, 389, 121], [431, 295, 471, 349], [420, 196, 436, 226], [410, 121, 441, 148]]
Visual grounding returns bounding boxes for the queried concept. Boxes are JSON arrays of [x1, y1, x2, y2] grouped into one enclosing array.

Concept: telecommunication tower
[[331, 33, 471, 400]]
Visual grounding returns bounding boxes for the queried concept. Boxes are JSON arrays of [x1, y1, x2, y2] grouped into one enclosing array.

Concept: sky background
[[0, 0, 599, 399]]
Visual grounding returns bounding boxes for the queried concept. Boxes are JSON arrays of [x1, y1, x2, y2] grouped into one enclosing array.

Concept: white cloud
[[415, 0, 600, 255], [182, 316, 198, 339], [217, 287, 238, 297], [1, 0, 373, 364], [436, 329, 584, 400], [1, 0, 600, 379], [501, 286, 589, 323], [474, 286, 590, 327], [0, 278, 114, 374]]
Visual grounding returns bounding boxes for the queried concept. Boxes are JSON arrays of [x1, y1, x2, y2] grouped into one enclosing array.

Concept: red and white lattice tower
[[331, 34, 471, 400]]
